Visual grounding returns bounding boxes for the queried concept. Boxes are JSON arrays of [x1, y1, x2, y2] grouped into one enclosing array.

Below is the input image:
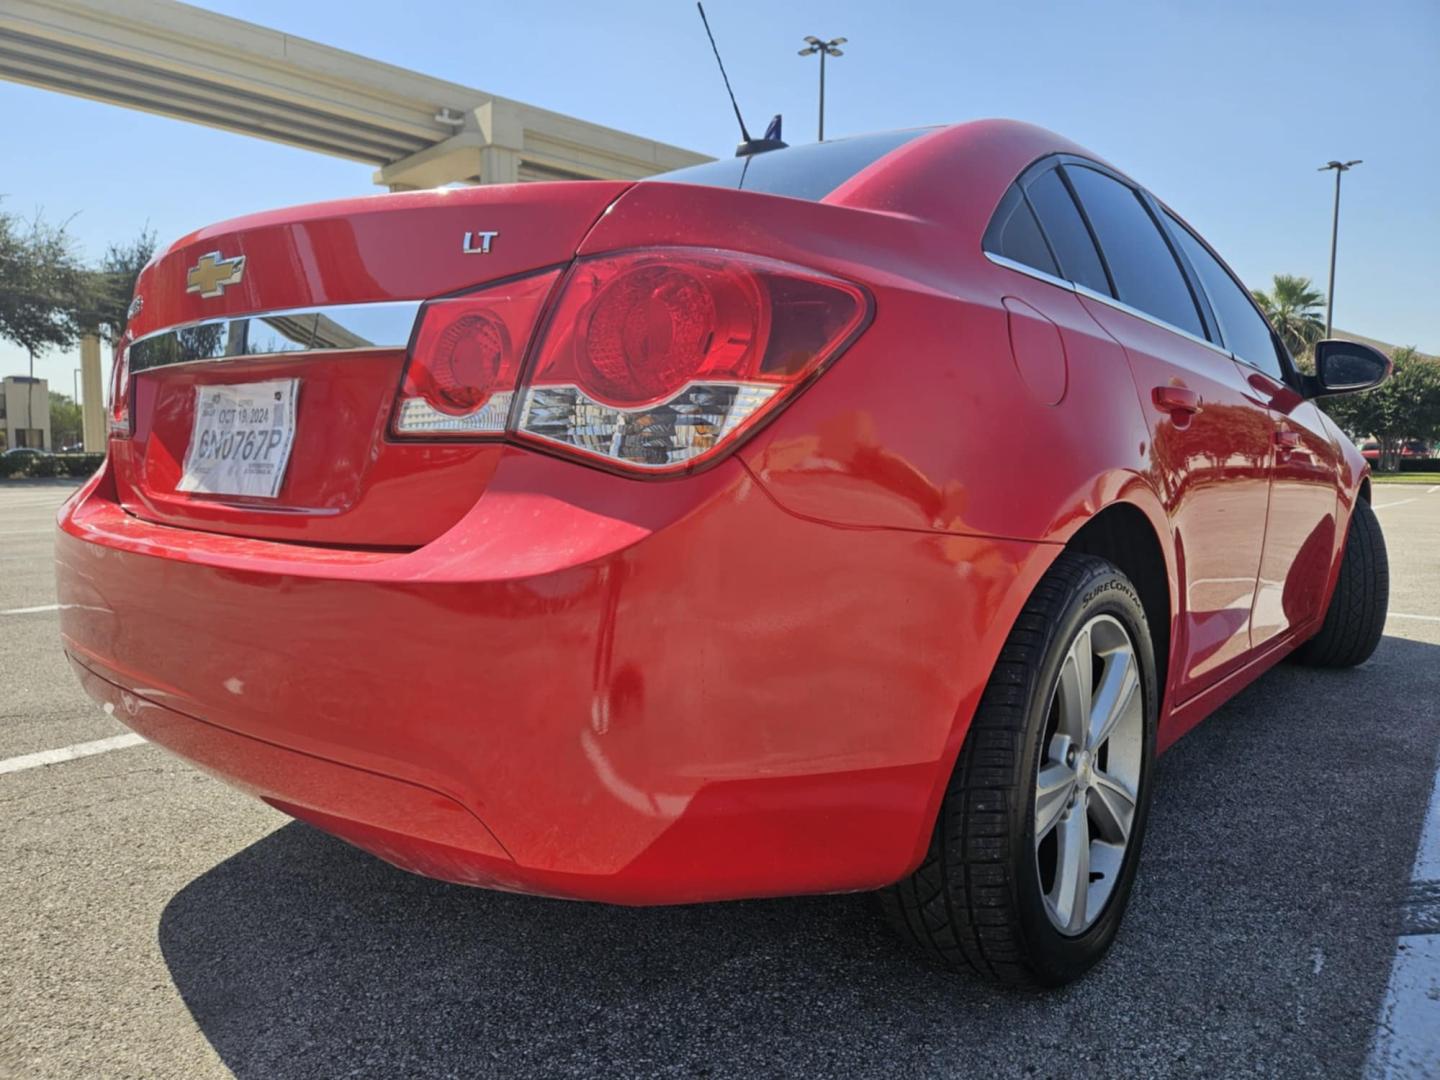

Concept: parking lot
[[2, 479, 1437, 1079]]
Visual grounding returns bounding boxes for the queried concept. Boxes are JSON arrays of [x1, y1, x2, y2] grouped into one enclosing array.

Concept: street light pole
[[798, 35, 846, 142], [819, 47, 825, 142], [1318, 159, 1361, 337]]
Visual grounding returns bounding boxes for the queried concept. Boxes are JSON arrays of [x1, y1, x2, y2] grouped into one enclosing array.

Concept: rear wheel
[[1291, 498, 1388, 668], [879, 552, 1157, 987]]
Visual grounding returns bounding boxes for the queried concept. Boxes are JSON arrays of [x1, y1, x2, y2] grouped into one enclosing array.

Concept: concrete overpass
[[0, 0, 711, 188], [0, 0, 712, 188], [0, 0, 713, 448]]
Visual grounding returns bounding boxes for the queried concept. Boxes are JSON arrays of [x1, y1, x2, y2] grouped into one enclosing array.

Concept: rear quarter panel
[[588, 144, 1161, 547]]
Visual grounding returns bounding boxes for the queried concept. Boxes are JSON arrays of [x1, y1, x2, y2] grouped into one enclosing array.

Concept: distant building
[[0, 376, 51, 451]]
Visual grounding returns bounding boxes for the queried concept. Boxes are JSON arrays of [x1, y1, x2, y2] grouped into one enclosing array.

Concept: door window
[[982, 185, 1059, 277], [1164, 213, 1285, 378], [1024, 168, 1111, 295], [1064, 166, 1206, 338]]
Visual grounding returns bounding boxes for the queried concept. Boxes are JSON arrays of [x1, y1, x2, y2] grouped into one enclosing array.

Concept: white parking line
[[1391, 613, 1440, 624], [1374, 499, 1418, 510], [1429, 486, 1440, 495], [0, 604, 60, 616], [0, 733, 147, 776], [1365, 759, 1440, 1077]]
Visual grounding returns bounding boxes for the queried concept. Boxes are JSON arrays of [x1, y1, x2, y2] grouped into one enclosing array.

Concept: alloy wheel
[[1033, 613, 1144, 936]]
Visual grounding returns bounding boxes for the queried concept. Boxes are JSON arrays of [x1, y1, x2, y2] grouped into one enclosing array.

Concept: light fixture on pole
[[1318, 159, 1361, 337], [798, 35, 846, 142]]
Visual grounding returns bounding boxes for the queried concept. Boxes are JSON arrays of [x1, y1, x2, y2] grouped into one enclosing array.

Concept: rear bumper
[[68, 655, 518, 884], [57, 456, 1055, 903]]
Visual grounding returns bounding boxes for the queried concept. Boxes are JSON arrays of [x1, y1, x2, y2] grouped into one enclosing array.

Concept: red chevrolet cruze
[[56, 120, 1391, 986]]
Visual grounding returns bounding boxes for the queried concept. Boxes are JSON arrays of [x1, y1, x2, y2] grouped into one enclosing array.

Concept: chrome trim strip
[[984, 251, 1235, 362], [127, 301, 422, 373], [1071, 283, 1235, 360], [983, 251, 1077, 294]]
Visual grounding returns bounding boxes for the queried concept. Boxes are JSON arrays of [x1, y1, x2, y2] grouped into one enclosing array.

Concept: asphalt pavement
[[2, 478, 1438, 1079]]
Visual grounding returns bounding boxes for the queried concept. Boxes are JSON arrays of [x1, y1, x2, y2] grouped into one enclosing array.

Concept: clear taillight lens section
[[517, 249, 867, 471], [108, 342, 132, 437], [392, 269, 560, 438]]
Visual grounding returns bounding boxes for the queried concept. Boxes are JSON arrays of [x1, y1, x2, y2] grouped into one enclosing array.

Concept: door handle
[[1152, 386, 1202, 416], [1275, 429, 1301, 450]]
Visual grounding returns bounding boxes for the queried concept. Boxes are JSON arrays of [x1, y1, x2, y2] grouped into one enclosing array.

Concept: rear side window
[[1164, 213, 1284, 378], [653, 128, 933, 202], [1064, 165, 1206, 339], [982, 186, 1058, 276], [1024, 169, 1111, 295]]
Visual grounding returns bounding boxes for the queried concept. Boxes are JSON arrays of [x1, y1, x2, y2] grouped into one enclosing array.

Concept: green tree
[[0, 208, 89, 446], [1322, 347, 1440, 471], [49, 390, 82, 449], [1253, 274, 1327, 360], [76, 228, 156, 343]]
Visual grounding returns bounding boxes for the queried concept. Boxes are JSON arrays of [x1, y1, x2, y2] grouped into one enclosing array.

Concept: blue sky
[[2, 0, 1436, 396]]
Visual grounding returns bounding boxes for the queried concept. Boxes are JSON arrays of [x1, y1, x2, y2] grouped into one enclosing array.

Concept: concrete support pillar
[[371, 101, 529, 189], [80, 333, 106, 452], [478, 146, 520, 185]]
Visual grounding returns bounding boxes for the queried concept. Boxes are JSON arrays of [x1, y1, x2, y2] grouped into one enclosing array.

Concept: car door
[[1161, 213, 1343, 644], [1051, 162, 1275, 700]]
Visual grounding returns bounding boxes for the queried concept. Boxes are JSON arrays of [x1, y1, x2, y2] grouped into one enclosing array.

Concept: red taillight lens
[[571, 260, 761, 407], [108, 342, 132, 437], [392, 268, 560, 438], [517, 249, 867, 471]]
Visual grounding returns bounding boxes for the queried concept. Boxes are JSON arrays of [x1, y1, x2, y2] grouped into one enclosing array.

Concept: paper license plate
[[177, 379, 299, 498]]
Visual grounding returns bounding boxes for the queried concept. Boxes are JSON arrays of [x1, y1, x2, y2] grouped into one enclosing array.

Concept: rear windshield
[[651, 128, 935, 202]]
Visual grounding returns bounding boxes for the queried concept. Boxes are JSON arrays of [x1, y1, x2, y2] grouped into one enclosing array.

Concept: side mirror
[[1308, 339, 1392, 398]]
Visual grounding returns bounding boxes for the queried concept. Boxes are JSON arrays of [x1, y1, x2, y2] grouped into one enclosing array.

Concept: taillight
[[392, 268, 560, 437], [391, 248, 869, 473], [519, 249, 867, 472], [108, 342, 132, 437]]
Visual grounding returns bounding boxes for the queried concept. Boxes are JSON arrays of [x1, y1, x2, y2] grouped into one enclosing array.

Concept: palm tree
[[1252, 274, 1326, 360]]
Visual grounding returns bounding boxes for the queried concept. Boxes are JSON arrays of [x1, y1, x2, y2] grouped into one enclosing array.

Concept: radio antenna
[[695, 3, 789, 157], [696, 3, 752, 144], [699, 2, 760, 141]]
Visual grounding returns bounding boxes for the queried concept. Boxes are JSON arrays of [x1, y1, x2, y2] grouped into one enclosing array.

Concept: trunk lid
[[113, 181, 629, 547]]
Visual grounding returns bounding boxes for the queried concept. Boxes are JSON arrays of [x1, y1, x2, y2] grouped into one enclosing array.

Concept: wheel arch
[[1059, 499, 1175, 721], [901, 477, 1179, 881]]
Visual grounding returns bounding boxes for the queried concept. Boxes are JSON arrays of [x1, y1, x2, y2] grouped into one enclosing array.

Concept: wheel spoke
[[1089, 770, 1137, 844], [1055, 627, 1092, 745], [1034, 762, 1076, 841], [1088, 646, 1139, 751], [1051, 804, 1091, 932]]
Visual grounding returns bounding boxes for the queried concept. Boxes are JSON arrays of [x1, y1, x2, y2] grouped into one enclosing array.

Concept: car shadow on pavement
[[158, 634, 1440, 1079]]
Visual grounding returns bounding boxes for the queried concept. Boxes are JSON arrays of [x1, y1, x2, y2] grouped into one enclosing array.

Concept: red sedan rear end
[[58, 124, 1056, 905]]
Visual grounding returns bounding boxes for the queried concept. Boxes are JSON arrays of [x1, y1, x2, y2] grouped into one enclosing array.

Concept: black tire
[[1291, 499, 1388, 668], [878, 552, 1158, 987]]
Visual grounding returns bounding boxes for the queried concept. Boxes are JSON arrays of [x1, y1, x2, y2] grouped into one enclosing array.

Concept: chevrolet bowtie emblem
[[186, 251, 246, 298]]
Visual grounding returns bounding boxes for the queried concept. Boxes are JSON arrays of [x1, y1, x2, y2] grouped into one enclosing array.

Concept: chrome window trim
[[127, 301, 422, 373], [983, 251, 1236, 363], [1071, 283, 1235, 361], [983, 252, 1077, 294]]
